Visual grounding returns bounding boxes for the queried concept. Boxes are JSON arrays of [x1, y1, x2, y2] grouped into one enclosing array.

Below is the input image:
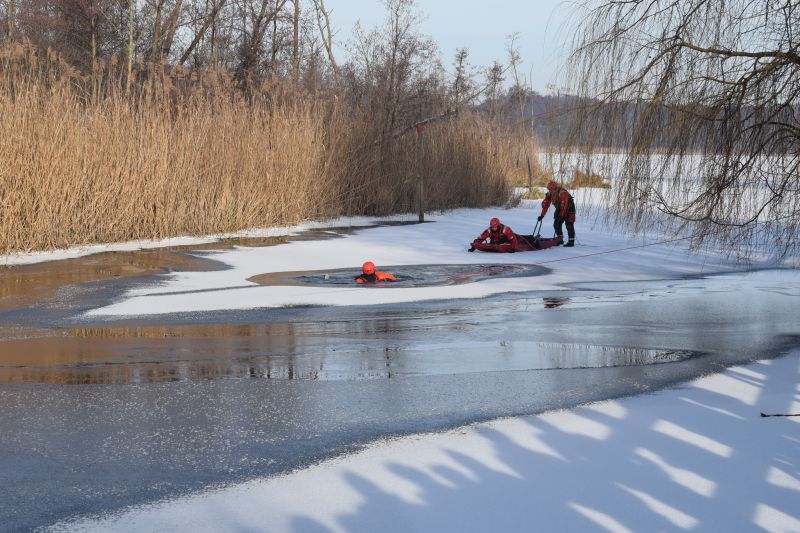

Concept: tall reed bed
[[0, 44, 515, 254]]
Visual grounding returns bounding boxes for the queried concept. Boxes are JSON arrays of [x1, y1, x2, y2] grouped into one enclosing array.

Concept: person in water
[[355, 261, 397, 283]]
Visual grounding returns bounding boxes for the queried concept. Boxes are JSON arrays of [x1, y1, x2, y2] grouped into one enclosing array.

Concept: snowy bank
[[51, 350, 800, 532], [75, 192, 767, 317]]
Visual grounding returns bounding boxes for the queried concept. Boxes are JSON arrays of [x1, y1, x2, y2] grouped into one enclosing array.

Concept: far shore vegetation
[[4, 0, 790, 257], [1, 41, 525, 254], [0, 0, 616, 257], [0, 0, 561, 255]]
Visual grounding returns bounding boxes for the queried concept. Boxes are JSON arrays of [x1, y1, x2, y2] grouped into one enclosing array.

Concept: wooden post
[[415, 123, 424, 223], [526, 154, 532, 191]]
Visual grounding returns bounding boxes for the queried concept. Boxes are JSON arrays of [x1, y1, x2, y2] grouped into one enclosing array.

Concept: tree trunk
[[150, 0, 165, 69], [127, 0, 135, 94], [91, 8, 98, 100], [160, 0, 184, 58], [177, 0, 227, 67], [91, 14, 97, 66], [312, 0, 338, 86], [291, 0, 299, 83], [269, 9, 278, 76], [383, 6, 401, 139], [7, 0, 14, 41], [209, 0, 216, 66]]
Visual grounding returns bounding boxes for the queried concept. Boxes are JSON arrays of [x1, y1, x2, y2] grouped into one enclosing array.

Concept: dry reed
[[0, 44, 518, 254], [569, 169, 610, 189]]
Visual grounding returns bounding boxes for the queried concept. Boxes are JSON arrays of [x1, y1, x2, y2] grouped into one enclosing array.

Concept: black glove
[[537, 215, 543, 222], [468, 246, 476, 252]]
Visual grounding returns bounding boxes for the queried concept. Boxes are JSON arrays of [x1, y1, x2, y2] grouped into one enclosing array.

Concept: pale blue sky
[[323, 0, 580, 94]]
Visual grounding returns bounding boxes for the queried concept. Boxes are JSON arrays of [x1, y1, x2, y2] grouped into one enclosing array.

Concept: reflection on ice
[[0, 328, 702, 384]]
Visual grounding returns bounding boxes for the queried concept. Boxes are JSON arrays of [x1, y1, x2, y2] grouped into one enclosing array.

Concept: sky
[[322, 0, 579, 94], [10, 189, 800, 532]]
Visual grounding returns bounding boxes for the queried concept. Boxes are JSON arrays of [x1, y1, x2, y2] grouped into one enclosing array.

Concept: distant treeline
[[490, 89, 798, 153]]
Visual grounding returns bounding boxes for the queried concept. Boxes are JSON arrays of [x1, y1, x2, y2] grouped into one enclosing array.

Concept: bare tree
[[345, 0, 438, 140], [234, 0, 288, 82], [138, 0, 185, 68], [310, 0, 337, 86], [484, 60, 504, 120], [176, 0, 227, 67], [450, 47, 474, 106], [6, 0, 127, 71], [6, 0, 14, 40], [382, 0, 424, 136], [290, 0, 298, 82], [267, 0, 291, 76], [568, 0, 799, 256], [506, 33, 524, 130], [147, 0, 166, 67], [159, 0, 182, 58], [506, 32, 532, 165], [126, 0, 135, 92]]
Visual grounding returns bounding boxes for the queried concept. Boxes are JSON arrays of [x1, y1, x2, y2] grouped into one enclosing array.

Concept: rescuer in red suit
[[538, 180, 576, 247], [471, 217, 518, 252]]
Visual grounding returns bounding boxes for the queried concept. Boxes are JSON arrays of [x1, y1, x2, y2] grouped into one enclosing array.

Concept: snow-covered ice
[[66, 194, 767, 318], [10, 191, 796, 532], [50, 351, 799, 532]]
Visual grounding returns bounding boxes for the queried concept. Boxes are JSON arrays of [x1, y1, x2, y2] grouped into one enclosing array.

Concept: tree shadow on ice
[[286, 352, 798, 532]]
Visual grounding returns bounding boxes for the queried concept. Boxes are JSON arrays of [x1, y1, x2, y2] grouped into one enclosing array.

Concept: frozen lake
[[0, 257, 798, 530]]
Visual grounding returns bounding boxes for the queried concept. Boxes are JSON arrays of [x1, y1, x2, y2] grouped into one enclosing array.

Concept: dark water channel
[[0, 237, 798, 530]]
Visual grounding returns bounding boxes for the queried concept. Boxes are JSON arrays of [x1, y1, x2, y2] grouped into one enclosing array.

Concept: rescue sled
[[468, 219, 563, 253], [469, 233, 563, 253]]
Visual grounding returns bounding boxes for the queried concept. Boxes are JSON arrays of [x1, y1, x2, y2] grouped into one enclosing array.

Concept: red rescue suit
[[355, 272, 397, 283], [540, 187, 576, 242], [477, 223, 518, 251], [540, 188, 575, 222]]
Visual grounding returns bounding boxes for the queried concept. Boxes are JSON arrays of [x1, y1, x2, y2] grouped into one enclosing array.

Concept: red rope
[[530, 235, 696, 265]]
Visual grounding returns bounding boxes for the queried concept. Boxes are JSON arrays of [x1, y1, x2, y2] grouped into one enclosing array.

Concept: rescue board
[[470, 234, 563, 253]]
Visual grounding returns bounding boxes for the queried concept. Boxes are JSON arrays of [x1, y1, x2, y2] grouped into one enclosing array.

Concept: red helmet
[[490, 217, 501, 230], [362, 261, 376, 275], [546, 180, 558, 191]]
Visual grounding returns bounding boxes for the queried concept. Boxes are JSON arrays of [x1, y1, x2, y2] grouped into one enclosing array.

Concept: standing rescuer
[[355, 261, 397, 283], [538, 181, 576, 247]]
